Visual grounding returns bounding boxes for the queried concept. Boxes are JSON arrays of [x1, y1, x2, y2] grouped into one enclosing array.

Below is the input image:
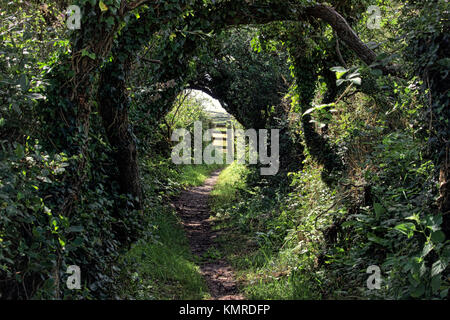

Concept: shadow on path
[[173, 170, 244, 300]]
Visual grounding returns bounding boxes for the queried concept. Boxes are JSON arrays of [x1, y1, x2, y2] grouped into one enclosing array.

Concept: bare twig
[[334, 83, 354, 104], [141, 57, 162, 64], [168, 89, 191, 129], [335, 33, 348, 69], [126, 0, 151, 12]]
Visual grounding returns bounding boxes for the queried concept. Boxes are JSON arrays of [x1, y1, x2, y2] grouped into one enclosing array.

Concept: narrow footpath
[[174, 170, 244, 300]]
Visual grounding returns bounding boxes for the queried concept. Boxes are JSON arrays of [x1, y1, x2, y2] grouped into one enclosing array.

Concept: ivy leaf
[[18, 74, 29, 92], [431, 275, 441, 294], [105, 16, 115, 27], [431, 259, 445, 277], [99, 0, 109, 12], [330, 66, 348, 79], [303, 103, 335, 116], [431, 230, 445, 244], [349, 77, 361, 86], [421, 241, 433, 258], [410, 283, 425, 298], [373, 202, 385, 217], [426, 214, 443, 231], [81, 49, 96, 60], [395, 222, 416, 238], [15, 144, 25, 159]]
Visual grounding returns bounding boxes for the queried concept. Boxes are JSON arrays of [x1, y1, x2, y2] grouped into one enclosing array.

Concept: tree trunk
[[98, 62, 143, 209]]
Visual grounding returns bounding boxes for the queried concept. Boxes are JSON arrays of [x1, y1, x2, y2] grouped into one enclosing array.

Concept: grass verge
[[116, 162, 224, 300], [209, 162, 322, 300], [117, 207, 209, 300]]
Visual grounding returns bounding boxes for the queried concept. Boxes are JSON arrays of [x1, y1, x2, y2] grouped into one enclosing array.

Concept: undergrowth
[[210, 156, 450, 300], [210, 162, 327, 299]]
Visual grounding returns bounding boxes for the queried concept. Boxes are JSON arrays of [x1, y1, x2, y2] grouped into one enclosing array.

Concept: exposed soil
[[173, 170, 244, 300]]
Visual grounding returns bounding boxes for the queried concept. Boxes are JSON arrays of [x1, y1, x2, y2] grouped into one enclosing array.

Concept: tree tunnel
[[4, 0, 449, 300], [93, 2, 379, 209], [43, 0, 448, 233], [3, 0, 448, 300]]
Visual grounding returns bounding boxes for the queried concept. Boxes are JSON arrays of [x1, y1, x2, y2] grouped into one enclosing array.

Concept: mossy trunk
[[98, 62, 143, 209]]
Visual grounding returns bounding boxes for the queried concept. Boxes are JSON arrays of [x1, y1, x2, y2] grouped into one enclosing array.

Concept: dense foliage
[[0, 0, 448, 299]]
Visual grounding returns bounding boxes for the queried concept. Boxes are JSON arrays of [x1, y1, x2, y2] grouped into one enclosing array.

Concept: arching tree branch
[[305, 4, 377, 66]]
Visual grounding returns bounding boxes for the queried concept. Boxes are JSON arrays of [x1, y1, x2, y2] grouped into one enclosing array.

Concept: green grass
[[117, 207, 210, 300], [210, 161, 248, 212], [178, 163, 225, 187], [214, 232, 322, 300]]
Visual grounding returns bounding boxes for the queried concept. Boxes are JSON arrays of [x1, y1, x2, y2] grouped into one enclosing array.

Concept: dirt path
[[174, 170, 244, 300]]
